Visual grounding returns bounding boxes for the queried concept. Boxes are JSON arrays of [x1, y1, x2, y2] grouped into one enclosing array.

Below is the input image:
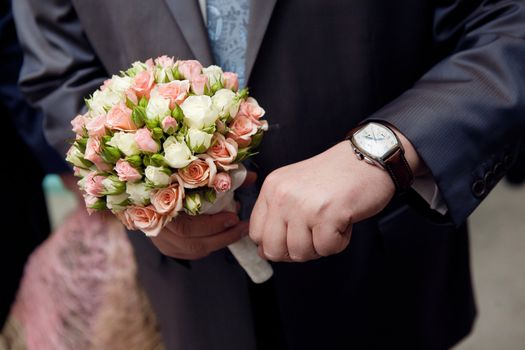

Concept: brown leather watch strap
[[384, 148, 414, 193]]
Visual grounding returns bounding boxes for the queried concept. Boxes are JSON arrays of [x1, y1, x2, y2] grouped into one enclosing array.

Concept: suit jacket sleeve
[[13, 0, 107, 157], [368, 0, 525, 225]]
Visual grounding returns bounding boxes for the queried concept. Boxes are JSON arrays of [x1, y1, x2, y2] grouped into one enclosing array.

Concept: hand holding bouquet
[[66, 56, 272, 283]]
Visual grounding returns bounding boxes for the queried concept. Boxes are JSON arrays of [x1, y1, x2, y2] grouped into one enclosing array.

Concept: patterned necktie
[[206, 0, 250, 88]]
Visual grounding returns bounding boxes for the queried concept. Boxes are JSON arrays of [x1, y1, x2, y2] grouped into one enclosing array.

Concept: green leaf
[[211, 80, 223, 94], [132, 106, 146, 128], [101, 146, 121, 164], [234, 148, 259, 163], [173, 67, 182, 80], [236, 88, 249, 101], [142, 155, 151, 167], [150, 154, 167, 167], [201, 124, 216, 134], [145, 117, 159, 130], [203, 188, 217, 203], [171, 104, 184, 123], [88, 199, 107, 211], [75, 138, 88, 153], [151, 127, 164, 141], [250, 131, 264, 149], [125, 154, 143, 168], [79, 157, 94, 168], [139, 96, 148, 108]]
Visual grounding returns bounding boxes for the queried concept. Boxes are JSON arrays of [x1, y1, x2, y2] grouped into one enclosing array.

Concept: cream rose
[[145, 166, 170, 186], [212, 89, 239, 119], [202, 65, 224, 86], [126, 182, 151, 206], [163, 137, 197, 169], [107, 131, 140, 156], [186, 128, 213, 153], [66, 146, 86, 168], [180, 95, 219, 129], [106, 192, 130, 212], [146, 92, 171, 120], [108, 75, 133, 95]]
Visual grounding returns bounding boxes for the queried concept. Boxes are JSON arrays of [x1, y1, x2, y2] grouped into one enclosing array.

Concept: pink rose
[[222, 72, 239, 91], [190, 74, 209, 95], [227, 115, 258, 148], [132, 70, 155, 98], [145, 58, 155, 70], [155, 80, 190, 109], [134, 128, 159, 153], [123, 205, 166, 237], [85, 172, 105, 197], [155, 55, 175, 68], [115, 159, 142, 182], [151, 176, 185, 216], [84, 137, 111, 171], [100, 79, 112, 91], [178, 155, 217, 189], [84, 137, 101, 163], [83, 194, 99, 215], [161, 116, 178, 133], [106, 102, 137, 131], [237, 97, 265, 125], [86, 114, 107, 138], [178, 60, 203, 81], [71, 113, 88, 135], [125, 89, 138, 106], [213, 172, 232, 193], [207, 133, 239, 170]]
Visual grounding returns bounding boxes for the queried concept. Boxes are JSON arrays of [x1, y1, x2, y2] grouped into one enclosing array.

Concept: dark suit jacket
[[0, 0, 67, 326], [13, 0, 525, 349]]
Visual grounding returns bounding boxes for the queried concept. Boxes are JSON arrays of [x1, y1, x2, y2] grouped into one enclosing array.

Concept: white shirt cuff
[[411, 174, 448, 215]]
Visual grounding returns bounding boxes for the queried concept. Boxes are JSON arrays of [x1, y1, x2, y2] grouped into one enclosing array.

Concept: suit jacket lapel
[[163, 0, 214, 65], [245, 0, 277, 83]]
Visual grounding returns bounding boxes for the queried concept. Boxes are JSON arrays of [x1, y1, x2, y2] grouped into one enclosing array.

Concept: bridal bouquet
[[65, 56, 272, 283]]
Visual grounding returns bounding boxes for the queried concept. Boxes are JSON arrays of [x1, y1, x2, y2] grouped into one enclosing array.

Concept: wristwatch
[[347, 122, 414, 193]]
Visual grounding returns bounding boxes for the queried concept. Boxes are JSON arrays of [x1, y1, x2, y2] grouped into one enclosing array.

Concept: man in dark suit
[[13, 0, 525, 349], [0, 0, 67, 326]]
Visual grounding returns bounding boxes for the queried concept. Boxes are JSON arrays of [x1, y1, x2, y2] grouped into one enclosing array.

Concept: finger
[[261, 218, 289, 261], [166, 212, 240, 238], [200, 221, 250, 253], [312, 223, 352, 257], [249, 196, 268, 245], [287, 221, 318, 262], [241, 171, 257, 188]]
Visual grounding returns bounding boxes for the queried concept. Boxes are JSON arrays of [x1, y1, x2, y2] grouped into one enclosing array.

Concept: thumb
[[241, 171, 257, 188]]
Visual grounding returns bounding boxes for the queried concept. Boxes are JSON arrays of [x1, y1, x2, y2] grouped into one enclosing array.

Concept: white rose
[[106, 192, 129, 212], [184, 193, 202, 216], [109, 75, 133, 94], [186, 128, 213, 153], [89, 88, 121, 117], [212, 89, 239, 118], [146, 92, 171, 120], [107, 131, 140, 156], [180, 95, 219, 129], [126, 182, 151, 206], [66, 146, 86, 168], [164, 140, 197, 168], [102, 176, 125, 195], [145, 166, 170, 186], [202, 65, 223, 86]]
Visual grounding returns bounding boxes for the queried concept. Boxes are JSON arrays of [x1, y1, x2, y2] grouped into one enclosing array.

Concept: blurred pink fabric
[[3, 208, 163, 350]]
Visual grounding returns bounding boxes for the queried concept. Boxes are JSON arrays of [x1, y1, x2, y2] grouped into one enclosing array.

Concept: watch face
[[352, 123, 398, 159]]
